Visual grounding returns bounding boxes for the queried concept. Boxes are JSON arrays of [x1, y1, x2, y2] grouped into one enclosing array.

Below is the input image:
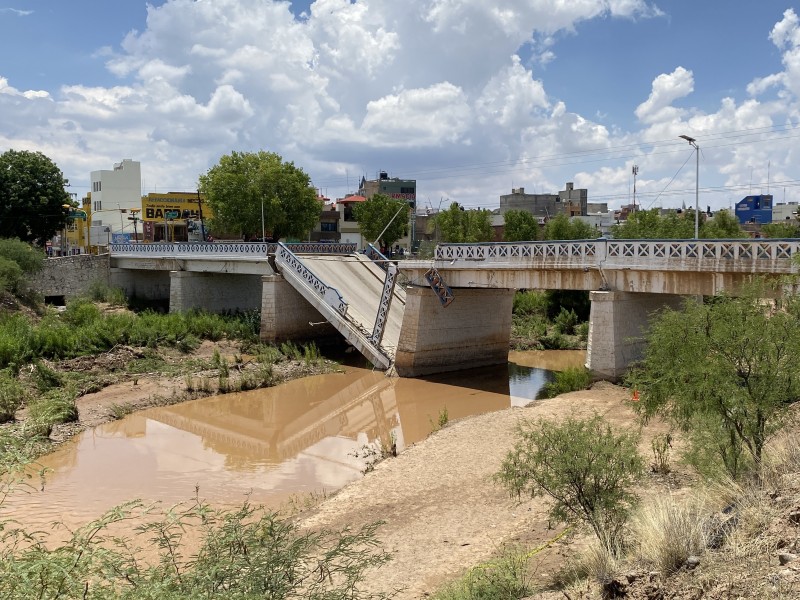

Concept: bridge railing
[[274, 242, 348, 316], [434, 239, 800, 271], [110, 241, 357, 257]]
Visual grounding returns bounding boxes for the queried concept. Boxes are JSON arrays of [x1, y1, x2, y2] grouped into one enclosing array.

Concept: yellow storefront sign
[[141, 193, 212, 222]]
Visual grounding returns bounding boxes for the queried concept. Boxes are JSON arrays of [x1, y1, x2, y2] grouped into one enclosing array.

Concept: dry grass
[[629, 493, 708, 574]]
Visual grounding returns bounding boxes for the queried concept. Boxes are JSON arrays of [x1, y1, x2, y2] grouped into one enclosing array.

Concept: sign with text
[[141, 194, 212, 222]]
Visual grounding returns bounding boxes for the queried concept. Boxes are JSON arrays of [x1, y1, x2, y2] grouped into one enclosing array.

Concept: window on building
[[400, 186, 415, 194], [320, 222, 337, 232]]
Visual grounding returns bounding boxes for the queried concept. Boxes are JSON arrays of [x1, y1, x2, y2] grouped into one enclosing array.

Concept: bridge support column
[[394, 287, 514, 377], [169, 271, 263, 313], [586, 291, 684, 380], [260, 274, 335, 343]]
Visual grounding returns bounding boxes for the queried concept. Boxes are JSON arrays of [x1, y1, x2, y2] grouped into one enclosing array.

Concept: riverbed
[[1, 350, 585, 531]]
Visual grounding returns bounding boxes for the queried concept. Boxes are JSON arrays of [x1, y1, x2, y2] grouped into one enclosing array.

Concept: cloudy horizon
[[1, 1, 799, 213]]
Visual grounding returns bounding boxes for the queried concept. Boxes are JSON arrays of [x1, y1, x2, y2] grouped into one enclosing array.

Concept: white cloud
[[635, 67, 694, 124], [0, 8, 32, 16]]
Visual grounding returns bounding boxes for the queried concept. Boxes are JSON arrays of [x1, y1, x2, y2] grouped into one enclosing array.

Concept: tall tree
[[434, 202, 493, 243], [611, 208, 709, 239], [700, 209, 746, 238], [628, 281, 800, 478], [0, 150, 71, 245], [503, 210, 539, 242], [199, 151, 320, 241], [352, 194, 409, 248], [542, 213, 597, 240]]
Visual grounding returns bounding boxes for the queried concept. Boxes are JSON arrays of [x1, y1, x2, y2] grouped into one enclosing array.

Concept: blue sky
[[2, 0, 800, 212]]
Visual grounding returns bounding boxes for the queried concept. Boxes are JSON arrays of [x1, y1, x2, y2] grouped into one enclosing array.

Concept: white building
[[89, 159, 141, 238]]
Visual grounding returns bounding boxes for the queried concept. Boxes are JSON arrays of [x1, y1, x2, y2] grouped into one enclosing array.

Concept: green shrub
[[554, 307, 579, 335], [0, 238, 44, 274], [0, 256, 23, 294], [540, 367, 591, 399], [497, 413, 644, 550], [31, 361, 63, 392], [513, 291, 548, 317], [26, 388, 78, 437], [433, 547, 533, 599], [576, 321, 589, 342], [0, 369, 24, 423], [0, 499, 392, 600]]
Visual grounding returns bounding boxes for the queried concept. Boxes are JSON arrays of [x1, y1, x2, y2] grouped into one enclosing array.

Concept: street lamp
[[127, 209, 141, 243], [679, 134, 700, 239]]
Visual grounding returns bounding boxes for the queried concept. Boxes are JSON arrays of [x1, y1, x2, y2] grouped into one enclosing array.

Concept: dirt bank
[[300, 381, 680, 598]]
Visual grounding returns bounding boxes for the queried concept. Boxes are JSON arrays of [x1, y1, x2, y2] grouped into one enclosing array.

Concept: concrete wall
[[29, 254, 110, 300], [260, 274, 336, 342], [169, 271, 263, 313], [586, 291, 685, 380], [394, 286, 515, 377], [111, 268, 171, 301]]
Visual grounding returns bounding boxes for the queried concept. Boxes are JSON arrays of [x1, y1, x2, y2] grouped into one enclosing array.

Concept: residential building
[[772, 202, 799, 223], [89, 159, 142, 239], [499, 182, 588, 217], [358, 171, 417, 250], [335, 194, 368, 248], [310, 204, 341, 243], [735, 194, 773, 225]]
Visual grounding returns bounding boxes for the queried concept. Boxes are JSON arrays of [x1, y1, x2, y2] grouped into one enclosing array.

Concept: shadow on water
[[3, 348, 585, 530]]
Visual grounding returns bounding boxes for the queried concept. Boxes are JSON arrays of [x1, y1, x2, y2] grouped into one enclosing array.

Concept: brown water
[[2, 350, 585, 531]]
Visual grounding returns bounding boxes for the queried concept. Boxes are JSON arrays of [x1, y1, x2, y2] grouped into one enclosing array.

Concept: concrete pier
[[586, 291, 685, 380], [260, 274, 335, 343], [394, 286, 515, 377]]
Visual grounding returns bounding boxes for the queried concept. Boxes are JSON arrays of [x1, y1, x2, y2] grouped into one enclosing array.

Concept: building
[[358, 171, 417, 250], [310, 204, 341, 243], [89, 159, 142, 240], [772, 202, 799, 224], [499, 182, 588, 218], [735, 194, 773, 225], [334, 195, 367, 248]]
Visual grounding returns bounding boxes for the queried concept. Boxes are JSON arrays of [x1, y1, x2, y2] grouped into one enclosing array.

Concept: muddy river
[[2, 350, 584, 530]]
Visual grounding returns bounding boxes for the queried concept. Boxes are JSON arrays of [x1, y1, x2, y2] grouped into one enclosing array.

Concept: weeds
[[109, 402, 135, 420], [539, 366, 591, 399], [429, 406, 449, 433], [433, 546, 534, 600], [651, 432, 673, 474]]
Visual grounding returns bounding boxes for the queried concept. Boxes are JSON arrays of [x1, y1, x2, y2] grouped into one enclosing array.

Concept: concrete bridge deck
[[70, 238, 800, 378]]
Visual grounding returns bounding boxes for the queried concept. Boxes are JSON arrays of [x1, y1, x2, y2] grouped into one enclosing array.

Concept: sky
[[1, 0, 800, 213]]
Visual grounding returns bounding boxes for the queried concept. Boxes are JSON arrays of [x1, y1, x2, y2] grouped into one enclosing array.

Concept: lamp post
[[679, 134, 700, 239], [128, 209, 141, 243]]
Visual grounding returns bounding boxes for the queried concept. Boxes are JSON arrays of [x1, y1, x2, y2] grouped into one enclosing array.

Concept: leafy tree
[[627, 281, 800, 478], [701, 208, 746, 238], [542, 213, 597, 240], [199, 150, 321, 241], [434, 202, 494, 243], [352, 193, 409, 248], [497, 414, 644, 549], [503, 209, 539, 241], [0, 150, 71, 245], [611, 208, 697, 239], [762, 221, 800, 238]]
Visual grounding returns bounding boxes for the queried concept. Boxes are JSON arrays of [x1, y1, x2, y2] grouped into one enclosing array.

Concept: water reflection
[[3, 350, 585, 529]]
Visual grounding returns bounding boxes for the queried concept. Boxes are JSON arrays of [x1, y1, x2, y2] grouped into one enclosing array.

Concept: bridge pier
[[110, 268, 171, 303], [169, 271, 263, 313], [260, 274, 336, 343], [394, 287, 515, 377], [586, 291, 685, 380]]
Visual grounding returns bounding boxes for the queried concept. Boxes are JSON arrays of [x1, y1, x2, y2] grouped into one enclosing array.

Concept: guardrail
[[434, 239, 800, 268], [274, 242, 348, 316], [110, 241, 357, 257]]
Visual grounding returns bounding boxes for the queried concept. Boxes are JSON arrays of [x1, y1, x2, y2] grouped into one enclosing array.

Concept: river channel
[[2, 350, 585, 531]]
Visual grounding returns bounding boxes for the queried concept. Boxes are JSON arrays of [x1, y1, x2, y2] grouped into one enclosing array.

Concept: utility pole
[[632, 165, 638, 212], [196, 189, 206, 241]]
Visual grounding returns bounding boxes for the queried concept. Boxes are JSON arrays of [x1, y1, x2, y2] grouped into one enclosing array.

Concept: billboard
[[141, 193, 212, 222]]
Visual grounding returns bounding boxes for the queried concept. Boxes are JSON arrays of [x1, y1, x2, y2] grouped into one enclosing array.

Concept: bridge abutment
[[110, 268, 171, 302], [394, 287, 514, 377], [169, 271, 263, 313], [260, 274, 336, 343], [586, 291, 685, 380]]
